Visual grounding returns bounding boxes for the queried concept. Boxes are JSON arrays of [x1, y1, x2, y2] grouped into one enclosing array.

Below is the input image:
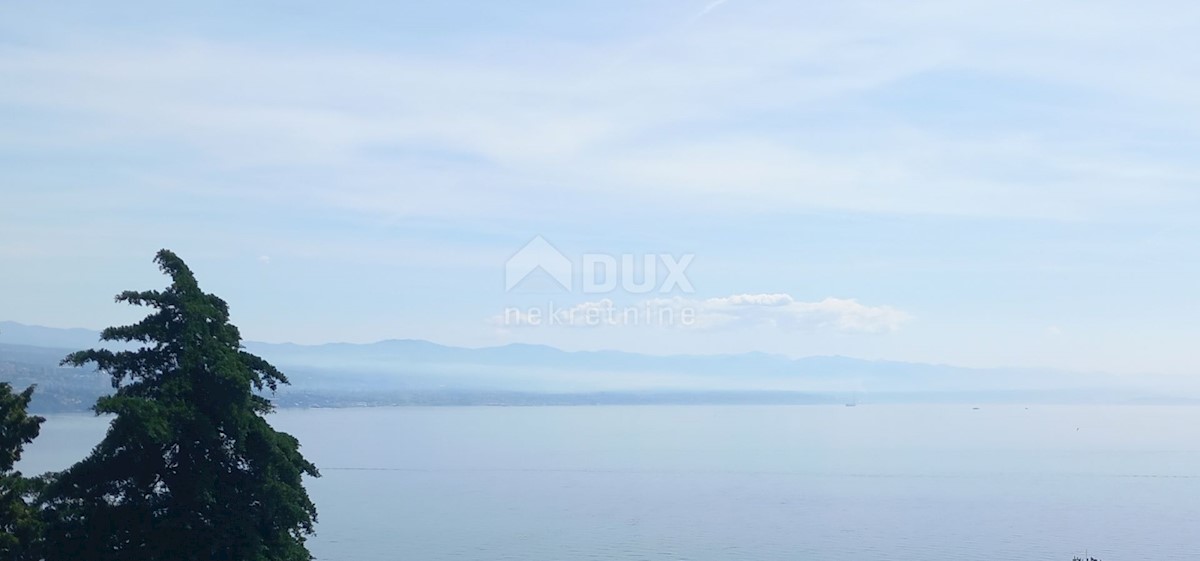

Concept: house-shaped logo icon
[[505, 236, 572, 292]]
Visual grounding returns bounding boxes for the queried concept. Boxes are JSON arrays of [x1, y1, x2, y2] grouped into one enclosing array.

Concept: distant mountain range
[[1, 320, 1191, 412]]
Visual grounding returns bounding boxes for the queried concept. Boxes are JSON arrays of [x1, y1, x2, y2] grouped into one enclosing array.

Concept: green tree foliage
[[41, 250, 319, 561], [0, 382, 46, 561]]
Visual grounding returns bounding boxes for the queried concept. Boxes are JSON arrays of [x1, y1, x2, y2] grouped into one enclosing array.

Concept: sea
[[17, 404, 1200, 560]]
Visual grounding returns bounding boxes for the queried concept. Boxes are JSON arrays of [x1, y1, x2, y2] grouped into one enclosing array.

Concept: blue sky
[[2, 0, 1200, 376]]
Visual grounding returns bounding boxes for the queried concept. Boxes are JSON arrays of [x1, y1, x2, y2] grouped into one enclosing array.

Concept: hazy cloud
[[3, 1, 1199, 222]]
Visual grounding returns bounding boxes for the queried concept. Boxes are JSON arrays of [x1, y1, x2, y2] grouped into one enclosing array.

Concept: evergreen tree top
[[43, 249, 318, 561]]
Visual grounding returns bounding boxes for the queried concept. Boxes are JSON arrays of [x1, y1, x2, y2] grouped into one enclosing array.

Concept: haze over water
[[22, 404, 1200, 560], [5, 1, 1200, 560]]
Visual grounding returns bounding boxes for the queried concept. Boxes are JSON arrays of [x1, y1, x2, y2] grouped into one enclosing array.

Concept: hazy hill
[[0, 321, 1182, 412]]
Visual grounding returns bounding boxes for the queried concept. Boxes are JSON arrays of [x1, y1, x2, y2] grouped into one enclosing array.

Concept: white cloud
[[690, 294, 909, 332], [4, 2, 1200, 374], [2, 1, 1199, 222], [712, 293, 794, 306]]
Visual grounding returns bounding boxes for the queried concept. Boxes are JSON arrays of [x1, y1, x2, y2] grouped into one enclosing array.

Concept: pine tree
[[41, 250, 319, 561], [0, 382, 45, 561]]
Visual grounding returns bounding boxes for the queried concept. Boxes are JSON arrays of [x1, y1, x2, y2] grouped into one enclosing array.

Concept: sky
[[2, 0, 1200, 376]]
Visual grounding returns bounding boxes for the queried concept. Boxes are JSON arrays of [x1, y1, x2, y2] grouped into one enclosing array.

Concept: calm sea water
[[18, 405, 1200, 560]]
